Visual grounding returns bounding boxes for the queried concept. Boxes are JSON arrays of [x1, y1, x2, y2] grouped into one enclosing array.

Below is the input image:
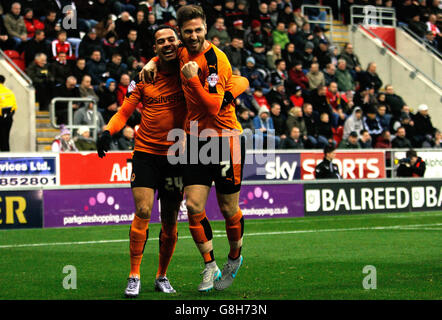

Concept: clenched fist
[[181, 61, 199, 79]]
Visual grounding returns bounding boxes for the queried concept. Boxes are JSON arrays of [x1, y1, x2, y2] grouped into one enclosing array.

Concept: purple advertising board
[[43, 184, 304, 228]]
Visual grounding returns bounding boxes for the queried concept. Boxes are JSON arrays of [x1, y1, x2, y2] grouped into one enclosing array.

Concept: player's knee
[[135, 205, 152, 219], [186, 198, 205, 215], [218, 203, 238, 218]]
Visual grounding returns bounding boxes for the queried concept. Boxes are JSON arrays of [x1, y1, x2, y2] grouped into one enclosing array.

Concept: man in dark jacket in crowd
[[86, 50, 108, 86], [392, 126, 413, 148], [413, 104, 436, 147], [384, 84, 406, 118], [315, 145, 341, 179], [280, 126, 304, 150], [396, 149, 426, 177], [357, 62, 383, 93], [26, 52, 54, 110]]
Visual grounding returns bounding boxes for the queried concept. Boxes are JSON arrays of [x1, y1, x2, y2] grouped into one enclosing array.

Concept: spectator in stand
[[357, 62, 383, 93], [398, 112, 418, 146], [408, 12, 427, 38], [126, 56, 143, 80], [252, 1, 272, 27], [293, 8, 309, 30], [384, 84, 406, 119], [50, 51, 71, 85], [51, 125, 78, 152], [413, 104, 436, 147], [98, 78, 118, 123], [0, 14, 14, 51], [287, 23, 302, 49], [231, 19, 246, 42], [306, 62, 325, 90], [363, 106, 383, 145], [314, 39, 332, 70], [358, 129, 373, 149], [266, 79, 293, 116], [207, 17, 231, 48], [241, 57, 269, 93], [118, 29, 141, 65], [343, 106, 364, 140], [278, 3, 296, 27], [73, 97, 106, 135], [79, 28, 103, 60], [51, 30, 74, 61], [115, 11, 135, 40], [245, 20, 265, 51], [326, 82, 347, 127], [26, 53, 53, 110], [324, 63, 337, 86], [282, 42, 301, 70], [23, 7, 43, 40], [426, 13, 441, 38], [270, 102, 287, 139], [377, 104, 392, 131], [286, 106, 308, 142], [95, 14, 117, 40], [396, 149, 426, 177], [338, 43, 362, 76], [237, 86, 260, 114], [304, 0, 327, 29], [91, 0, 114, 25], [54, 76, 81, 125], [74, 126, 97, 151], [308, 85, 331, 117], [103, 31, 120, 61], [78, 75, 99, 102], [424, 30, 439, 51], [116, 73, 131, 106], [354, 86, 378, 114], [280, 126, 304, 149], [317, 112, 336, 147], [374, 129, 392, 149], [289, 86, 304, 107], [266, 44, 282, 70], [86, 50, 108, 86], [392, 126, 413, 148], [338, 131, 360, 149], [303, 102, 320, 148], [270, 59, 288, 86], [238, 107, 255, 132], [24, 30, 50, 67], [43, 9, 59, 42], [107, 52, 128, 82], [261, 22, 275, 51], [71, 58, 88, 84], [253, 105, 280, 149], [224, 37, 249, 70], [422, 129, 441, 148], [272, 21, 290, 50], [335, 59, 355, 92], [251, 42, 269, 71], [3, 2, 27, 50], [155, 0, 177, 24], [288, 61, 309, 90]]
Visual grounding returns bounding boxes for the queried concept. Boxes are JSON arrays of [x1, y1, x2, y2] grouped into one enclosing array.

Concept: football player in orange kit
[[141, 5, 249, 292], [97, 26, 185, 297]]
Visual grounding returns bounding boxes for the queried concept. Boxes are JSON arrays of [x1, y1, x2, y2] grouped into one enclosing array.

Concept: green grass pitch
[[0, 211, 441, 300]]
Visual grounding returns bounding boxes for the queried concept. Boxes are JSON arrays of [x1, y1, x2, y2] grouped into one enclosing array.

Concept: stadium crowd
[[0, 0, 440, 151]]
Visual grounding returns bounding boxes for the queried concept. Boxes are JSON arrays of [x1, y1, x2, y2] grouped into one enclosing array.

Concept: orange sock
[[129, 215, 150, 277], [156, 223, 178, 278], [225, 209, 244, 260], [188, 210, 215, 264]]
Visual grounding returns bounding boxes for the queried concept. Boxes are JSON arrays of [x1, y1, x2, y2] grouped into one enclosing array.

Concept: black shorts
[[182, 134, 246, 194], [130, 151, 183, 200]]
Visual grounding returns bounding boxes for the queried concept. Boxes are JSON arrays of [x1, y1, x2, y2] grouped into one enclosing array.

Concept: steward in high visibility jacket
[[0, 75, 18, 151]]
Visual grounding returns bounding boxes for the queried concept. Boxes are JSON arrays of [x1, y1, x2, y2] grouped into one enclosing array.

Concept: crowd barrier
[[1, 178, 441, 230]]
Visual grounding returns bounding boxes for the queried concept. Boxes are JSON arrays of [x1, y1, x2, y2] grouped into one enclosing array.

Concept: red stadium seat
[[3, 50, 26, 72]]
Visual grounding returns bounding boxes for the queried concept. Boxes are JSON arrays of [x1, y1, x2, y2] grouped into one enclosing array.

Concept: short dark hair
[[406, 149, 417, 158], [153, 25, 179, 41], [176, 4, 206, 28], [0, 75, 5, 83], [324, 145, 335, 155]]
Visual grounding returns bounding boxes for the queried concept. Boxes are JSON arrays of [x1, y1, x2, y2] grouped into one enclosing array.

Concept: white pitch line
[[1, 223, 441, 249]]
